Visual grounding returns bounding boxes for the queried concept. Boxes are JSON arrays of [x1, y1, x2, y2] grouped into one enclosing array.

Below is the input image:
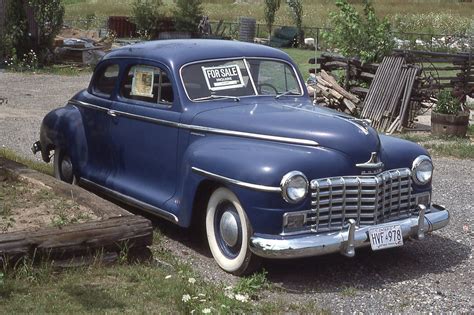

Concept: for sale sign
[[202, 64, 245, 91]]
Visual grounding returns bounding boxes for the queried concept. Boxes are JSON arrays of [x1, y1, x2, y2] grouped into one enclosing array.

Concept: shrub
[[1, 0, 29, 59], [434, 90, 463, 115], [173, 0, 203, 33], [132, 0, 165, 39], [323, 0, 394, 63]]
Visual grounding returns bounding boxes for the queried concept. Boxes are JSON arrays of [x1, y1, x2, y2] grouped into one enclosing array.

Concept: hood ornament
[[356, 152, 384, 174]]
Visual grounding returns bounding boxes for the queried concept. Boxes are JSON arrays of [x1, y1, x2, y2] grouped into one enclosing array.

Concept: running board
[[79, 178, 179, 223]]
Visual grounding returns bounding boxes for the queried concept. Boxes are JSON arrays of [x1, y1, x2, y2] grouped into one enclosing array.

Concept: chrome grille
[[307, 168, 415, 233]]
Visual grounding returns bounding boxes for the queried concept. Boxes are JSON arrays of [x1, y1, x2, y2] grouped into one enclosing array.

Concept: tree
[[28, 0, 64, 63], [323, 0, 394, 63], [287, 0, 303, 47], [174, 0, 203, 33], [1, 0, 29, 58], [264, 0, 280, 40], [132, 0, 165, 38]]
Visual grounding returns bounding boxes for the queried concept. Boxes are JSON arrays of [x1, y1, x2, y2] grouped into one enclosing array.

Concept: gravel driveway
[[1, 71, 472, 313]]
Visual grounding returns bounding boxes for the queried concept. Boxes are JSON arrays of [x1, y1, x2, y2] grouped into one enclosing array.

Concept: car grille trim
[[285, 168, 425, 234]]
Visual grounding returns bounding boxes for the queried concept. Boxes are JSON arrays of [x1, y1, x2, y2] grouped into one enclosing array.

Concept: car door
[[79, 62, 119, 185], [107, 62, 181, 210]]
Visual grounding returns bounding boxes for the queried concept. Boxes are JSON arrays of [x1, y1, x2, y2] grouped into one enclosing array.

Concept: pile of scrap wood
[[53, 26, 112, 65], [309, 70, 360, 115], [360, 56, 421, 133]]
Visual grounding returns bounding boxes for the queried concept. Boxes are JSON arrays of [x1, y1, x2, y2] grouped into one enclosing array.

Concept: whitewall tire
[[206, 187, 260, 275]]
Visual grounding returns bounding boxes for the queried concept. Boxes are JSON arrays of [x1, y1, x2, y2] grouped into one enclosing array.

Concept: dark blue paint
[[38, 39, 432, 236]]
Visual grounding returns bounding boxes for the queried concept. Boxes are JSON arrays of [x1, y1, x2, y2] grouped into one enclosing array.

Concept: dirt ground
[[0, 168, 98, 233]]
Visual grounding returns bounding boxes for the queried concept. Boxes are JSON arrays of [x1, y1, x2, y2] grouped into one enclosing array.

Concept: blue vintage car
[[33, 39, 449, 275]]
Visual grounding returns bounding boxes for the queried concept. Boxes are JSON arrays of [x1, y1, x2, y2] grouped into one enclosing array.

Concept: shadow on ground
[[84, 188, 470, 294]]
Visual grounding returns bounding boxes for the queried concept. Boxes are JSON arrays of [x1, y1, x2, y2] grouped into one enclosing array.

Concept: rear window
[[121, 65, 174, 105], [93, 64, 119, 97]]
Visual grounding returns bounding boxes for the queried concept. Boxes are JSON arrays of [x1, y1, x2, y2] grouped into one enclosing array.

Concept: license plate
[[369, 225, 403, 251]]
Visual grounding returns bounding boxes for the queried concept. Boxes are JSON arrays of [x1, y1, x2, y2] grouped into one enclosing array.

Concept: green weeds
[[397, 133, 474, 159]]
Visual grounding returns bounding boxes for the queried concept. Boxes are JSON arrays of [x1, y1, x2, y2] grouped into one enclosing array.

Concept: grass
[[282, 47, 320, 78], [63, 0, 474, 31], [0, 147, 53, 176], [0, 232, 326, 314], [397, 128, 474, 159]]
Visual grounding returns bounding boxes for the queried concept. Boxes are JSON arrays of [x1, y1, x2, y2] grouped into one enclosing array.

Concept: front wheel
[[206, 187, 260, 275], [53, 148, 77, 184]]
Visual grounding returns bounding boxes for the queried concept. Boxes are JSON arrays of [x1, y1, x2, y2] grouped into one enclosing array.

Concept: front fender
[[172, 134, 354, 233]]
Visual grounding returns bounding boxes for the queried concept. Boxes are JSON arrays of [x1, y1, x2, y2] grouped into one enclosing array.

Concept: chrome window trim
[[69, 99, 319, 147], [179, 57, 305, 102], [192, 167, 281, 193], [79, 178, 179, 223]]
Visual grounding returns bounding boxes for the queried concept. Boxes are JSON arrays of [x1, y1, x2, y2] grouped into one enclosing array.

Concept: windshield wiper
[[275, 90, 300, 99], [194, 95, 240, 102]]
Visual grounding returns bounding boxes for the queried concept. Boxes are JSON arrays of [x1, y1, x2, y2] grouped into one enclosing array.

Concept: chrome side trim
[[79, 178, 179, 223], [250, 206, 450, 259], [192, 167, 281, 193], [186, 125, 319, 146], [70, 99, 319, 147]]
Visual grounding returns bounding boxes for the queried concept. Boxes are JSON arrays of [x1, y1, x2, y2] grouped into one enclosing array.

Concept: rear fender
[[39, 104, 87, 174]]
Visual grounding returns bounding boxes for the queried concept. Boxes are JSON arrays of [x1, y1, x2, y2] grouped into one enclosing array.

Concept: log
[[343, 98, 357, 113], [0, 215, 153, 263], [321, 70, 360, 104]]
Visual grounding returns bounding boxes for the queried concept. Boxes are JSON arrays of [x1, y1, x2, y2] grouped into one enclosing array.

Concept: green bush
[[1, 0, 64, 65], [132, 0, 165, 39], [1, 0, 29, 59], [323, 0, 394, 63], [173, 0, 203, 33], [434, 90, 463, 115]]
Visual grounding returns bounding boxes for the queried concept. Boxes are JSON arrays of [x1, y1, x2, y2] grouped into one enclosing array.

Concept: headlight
[[280, 171, 308, 203], [412, 155, 433, 185]]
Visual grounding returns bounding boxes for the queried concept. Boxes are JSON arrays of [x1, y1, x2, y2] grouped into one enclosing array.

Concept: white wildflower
[[198, 293, 206, 297], [234, 293, 249, 302], [182, 294, 191, 302], [165, 275, 172, 279], [202, 308, 211, 314], [188, 277, 196, 284]]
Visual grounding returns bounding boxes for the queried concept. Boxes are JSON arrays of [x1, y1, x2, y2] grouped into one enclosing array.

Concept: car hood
[[190, 100, 381, 163]]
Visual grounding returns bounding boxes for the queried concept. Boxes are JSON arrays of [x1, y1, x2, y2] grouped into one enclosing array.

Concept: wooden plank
[[321, 70, 360, 104], [0, 216, 153, 262]]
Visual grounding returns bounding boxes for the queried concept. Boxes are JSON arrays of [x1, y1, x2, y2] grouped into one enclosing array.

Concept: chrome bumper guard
[[249, 204, 449, 259]]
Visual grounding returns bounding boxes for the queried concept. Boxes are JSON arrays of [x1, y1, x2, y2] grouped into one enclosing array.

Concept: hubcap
[[220, 211, 239, 247], [61, 156, 73, 182]]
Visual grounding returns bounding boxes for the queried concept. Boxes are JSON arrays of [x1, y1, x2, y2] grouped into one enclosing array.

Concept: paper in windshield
[[131, 66, 154, 98], [202, 64, 245, 91]]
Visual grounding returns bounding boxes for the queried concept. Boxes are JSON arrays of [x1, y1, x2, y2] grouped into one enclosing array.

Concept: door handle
[[107, 110, 118, 117]]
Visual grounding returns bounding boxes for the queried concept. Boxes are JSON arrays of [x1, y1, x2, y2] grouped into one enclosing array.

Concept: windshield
[[181, 58, 303, 101]]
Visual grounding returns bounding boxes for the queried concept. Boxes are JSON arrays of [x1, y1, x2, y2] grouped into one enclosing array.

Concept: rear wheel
[[53, 148, 77, 184], [206, 187, 260, 275]]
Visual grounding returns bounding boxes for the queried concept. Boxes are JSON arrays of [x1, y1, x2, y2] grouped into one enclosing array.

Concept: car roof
[[103, 39, 294, 68]]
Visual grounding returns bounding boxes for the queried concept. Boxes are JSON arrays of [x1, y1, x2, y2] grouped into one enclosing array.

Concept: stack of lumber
[[360, 56, 421, 133], [313, 70, 360, 115]]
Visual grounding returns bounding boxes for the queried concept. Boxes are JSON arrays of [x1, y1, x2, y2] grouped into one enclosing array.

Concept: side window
[[94, 64, 119, 97], [121, 65, 174, 105]]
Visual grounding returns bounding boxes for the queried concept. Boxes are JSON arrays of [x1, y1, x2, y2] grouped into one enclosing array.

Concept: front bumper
[[249, 204, 449, 259]]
